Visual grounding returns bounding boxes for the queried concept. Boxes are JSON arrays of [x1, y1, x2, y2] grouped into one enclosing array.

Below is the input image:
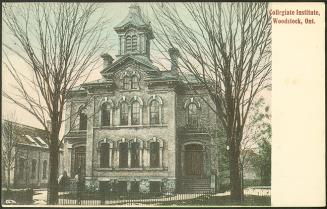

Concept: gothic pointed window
[[150, 100, 160, 125], [132, 35, 137, 52], [131, 101, 140, 125], [188, 103, 198, 128], [120, 102, 129, 125], [131, 75, 138, 89], [101, 103, 110, 126]]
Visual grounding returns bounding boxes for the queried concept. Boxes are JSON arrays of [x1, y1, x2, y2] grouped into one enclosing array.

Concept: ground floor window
[[18, 158, 25, 178], [150, 142, 160, 168], [130, 142, 140, 168], [119, 142, 128, 168], [116, 181, 127, 193], [131, 181, 140, 193], [100, 143, 110, 168], [150, 181, 161, 193], [99, 181, 110, 193]]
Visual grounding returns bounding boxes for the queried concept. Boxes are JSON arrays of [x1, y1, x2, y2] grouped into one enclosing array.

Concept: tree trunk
[[229, 151, 242, 203], [48, 119, 60, 204], [228, 134, 243, 203], [7, 167, 10, 191]]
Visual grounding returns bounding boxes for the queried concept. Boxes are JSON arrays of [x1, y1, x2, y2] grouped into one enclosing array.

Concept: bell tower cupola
[[114, 4, 154, 58]]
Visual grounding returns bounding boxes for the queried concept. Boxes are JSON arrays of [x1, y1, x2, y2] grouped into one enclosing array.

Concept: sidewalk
[[33, 189, 47, 205]]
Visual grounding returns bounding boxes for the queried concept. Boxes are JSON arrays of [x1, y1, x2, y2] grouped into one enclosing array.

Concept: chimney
[[101, 53, 114, 69], [168, 47, 180, 74]]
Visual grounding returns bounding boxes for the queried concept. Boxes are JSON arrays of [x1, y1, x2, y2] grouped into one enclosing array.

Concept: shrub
[[1, 188, 34, 204]]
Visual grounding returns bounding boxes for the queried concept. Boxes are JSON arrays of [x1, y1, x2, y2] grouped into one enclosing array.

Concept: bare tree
[[240, 97, 271, 191], [151, 2, 271, 202], [2, 3, 110, 204], [1, 114, 19, 191]]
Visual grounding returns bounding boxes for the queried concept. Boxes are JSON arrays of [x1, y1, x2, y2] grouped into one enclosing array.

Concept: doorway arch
[[183, 143, 204, 177]]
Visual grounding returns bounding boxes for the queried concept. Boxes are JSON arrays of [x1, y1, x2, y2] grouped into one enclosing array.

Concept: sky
[[1, 2, 271, 133]]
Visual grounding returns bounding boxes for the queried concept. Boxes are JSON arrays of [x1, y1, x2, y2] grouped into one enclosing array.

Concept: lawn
[[156, 194, 271, 206]]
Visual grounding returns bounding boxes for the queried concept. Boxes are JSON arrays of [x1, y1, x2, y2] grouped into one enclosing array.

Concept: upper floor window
[[31, 159, 37, 179], [119, 142, 128, 168], [150, 142, 160, 168], [120, 102, 129, 125], [131, 75, 138, 89], [79, 108, 87, 130], [188, 103, 198, 128], [132, 35, 137, 52], [126, 36, 132, 52], [42, 160, 47, 179], [101, 103, 110, 126], [123, 76, 129, 90], [130, 142, 140, 168], [131, 101, 140, 125], [150, 100, 160, 125], [100, 143, 110, 168]]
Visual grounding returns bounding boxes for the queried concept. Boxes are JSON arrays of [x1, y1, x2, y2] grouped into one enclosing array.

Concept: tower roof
[[114, 4, 154, 38]]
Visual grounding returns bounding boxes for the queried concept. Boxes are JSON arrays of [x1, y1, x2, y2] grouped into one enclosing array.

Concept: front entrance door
[[73, 146, 86, 177], [184, 144, 203, 177]]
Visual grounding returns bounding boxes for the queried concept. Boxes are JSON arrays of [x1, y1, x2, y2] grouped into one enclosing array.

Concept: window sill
[[96, 167, 168, 171], [94, 124, 168, 130], [119, 89, 140, 92]]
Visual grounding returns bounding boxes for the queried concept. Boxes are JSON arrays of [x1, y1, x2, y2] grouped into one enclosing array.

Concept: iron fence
[[58, 190, 216, 205], [58, 189, 270, 205]]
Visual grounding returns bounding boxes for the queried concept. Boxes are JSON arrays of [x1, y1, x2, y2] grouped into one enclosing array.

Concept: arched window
[[18, 158, 25, 178], [131, 75, 138, 89], [131, 102, 140, 125], [42, 160, 47, 179], [126, 36, 132, 52], [188, 103, 198, 128], [119, 142, 128, 168], [123, 76, 129, 90], [100, 143, 110, 168], [132, 35, 137, 52], [120, 102, 129, 125], [150, 142, 160, 168], [101, 103, 110, 126], [130, 142, 140, 168], [150, 100, 160, 125], [31, 159, 37, 179], [79, 108, 87, 130]]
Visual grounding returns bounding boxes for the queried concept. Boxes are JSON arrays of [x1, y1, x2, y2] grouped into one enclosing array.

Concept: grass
[[156, 194, 271, 206]]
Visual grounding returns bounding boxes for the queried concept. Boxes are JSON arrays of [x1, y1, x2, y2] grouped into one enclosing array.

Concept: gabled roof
[[2, 120, 49, 149], [101, 54, 160, 75]]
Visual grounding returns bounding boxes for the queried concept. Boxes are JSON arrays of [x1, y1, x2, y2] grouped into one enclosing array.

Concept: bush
[[1, 188, 34, 204]]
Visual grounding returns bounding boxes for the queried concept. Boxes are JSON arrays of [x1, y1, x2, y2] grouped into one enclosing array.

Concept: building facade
[[1, 120, 64, 188], [63, 5, 225, 194]]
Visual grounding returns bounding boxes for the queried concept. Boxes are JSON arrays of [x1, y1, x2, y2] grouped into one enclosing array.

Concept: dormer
[[114, 4, 154, 58]]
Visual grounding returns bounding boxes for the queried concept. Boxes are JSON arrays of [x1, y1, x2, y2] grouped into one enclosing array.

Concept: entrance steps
[[178, 177, 214, 194]]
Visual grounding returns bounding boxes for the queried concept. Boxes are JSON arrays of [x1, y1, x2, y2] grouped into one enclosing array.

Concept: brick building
[[63, 4, 225, 194]]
